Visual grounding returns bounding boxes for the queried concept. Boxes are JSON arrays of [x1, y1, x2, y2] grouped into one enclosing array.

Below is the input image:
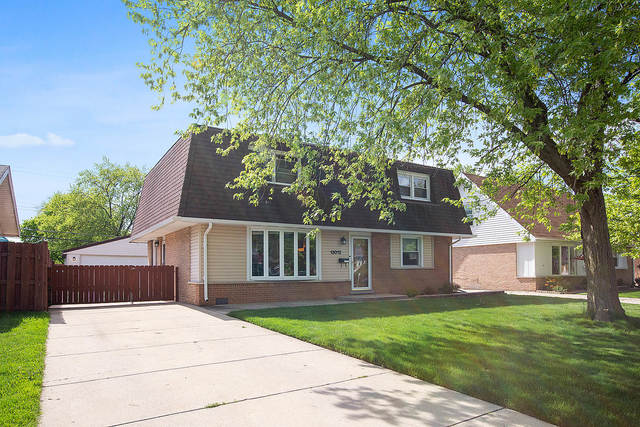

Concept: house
[[130, 127, 472, 305], [453, 173, 635, 291], [63, 236, 148, 266], [0, 165, 20, 240]]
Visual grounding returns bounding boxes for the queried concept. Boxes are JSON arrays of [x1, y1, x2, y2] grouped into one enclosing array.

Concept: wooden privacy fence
[[48, 265, 176, 305], [0, 241, 49, 311]]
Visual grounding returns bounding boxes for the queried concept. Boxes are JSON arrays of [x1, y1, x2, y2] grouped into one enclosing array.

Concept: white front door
[[351, 236, 371, 290]]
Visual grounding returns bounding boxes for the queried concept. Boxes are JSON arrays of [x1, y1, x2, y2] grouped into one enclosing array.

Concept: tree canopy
[[126, 0, 640, 319], [21, 158, 145, 262]]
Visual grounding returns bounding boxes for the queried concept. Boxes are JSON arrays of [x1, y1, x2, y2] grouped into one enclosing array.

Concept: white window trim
[[247, 227, 319, 281], [268, 152, 298, 186], [397, 170, 430, 201], [400, 235, 423, 268]]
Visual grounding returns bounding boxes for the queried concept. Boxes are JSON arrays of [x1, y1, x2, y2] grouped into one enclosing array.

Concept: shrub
[[437, 282, 457, 294], [422, 287, 437, 295], [543, 277, 570, 293], [406, 288, 418, 298]]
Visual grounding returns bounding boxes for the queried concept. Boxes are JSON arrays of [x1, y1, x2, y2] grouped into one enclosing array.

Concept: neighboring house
[[63, 236, 148, 266], [130, 127, 472, 305], [453, 173, 635, 291], [0, 165, 20, 240]]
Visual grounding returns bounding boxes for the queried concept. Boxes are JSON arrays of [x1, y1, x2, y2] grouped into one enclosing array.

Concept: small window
[[401, 236, 422, 267], [272, 155, 296, 185], [397, 171, 430, 201]]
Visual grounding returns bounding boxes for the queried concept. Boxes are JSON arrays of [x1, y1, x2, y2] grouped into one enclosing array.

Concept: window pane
[[309, 234, 317, 276], [284, 232, 294, 276], [403, 251, 419, 266], [552, 246, 560, 275], [570, 247, 576, 275], [413, 177, 427, 199], [275, 156, 296, 184], [252, 231, 264, 276], [297, 233, 307, 276], [402, 238, 418, 252], [268, 231, 280, 276], [561, 246, 569, 275], [398, 174, 411, 196]]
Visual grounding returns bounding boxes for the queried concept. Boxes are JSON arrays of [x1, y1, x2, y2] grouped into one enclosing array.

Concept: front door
[[351, 237, 371, 290]]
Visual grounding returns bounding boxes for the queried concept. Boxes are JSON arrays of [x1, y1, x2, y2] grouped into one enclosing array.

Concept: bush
[[406, 288, 419, 298], [543, 277, 570, 293], [437, 282, 459, 294], [422, 287, 437, 295]]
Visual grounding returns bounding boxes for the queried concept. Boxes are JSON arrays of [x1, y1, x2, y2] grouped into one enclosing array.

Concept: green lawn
[[0, 312, 49, 426], [231, 295, 640, 427], [618, 289, 640, 298]]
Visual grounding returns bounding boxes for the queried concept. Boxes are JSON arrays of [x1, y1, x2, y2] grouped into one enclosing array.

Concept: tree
[[21, 158, 145, 262], [607, 144, 640, 260], [125, 0, 640, 320]]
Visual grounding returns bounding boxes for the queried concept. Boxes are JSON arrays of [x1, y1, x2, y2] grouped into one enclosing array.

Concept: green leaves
[[124, 0, 639, 229], [20, 157, 145, 262]]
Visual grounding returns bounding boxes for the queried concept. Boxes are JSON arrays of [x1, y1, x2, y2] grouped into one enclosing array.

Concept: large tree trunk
[[580, 186, 625, 321]]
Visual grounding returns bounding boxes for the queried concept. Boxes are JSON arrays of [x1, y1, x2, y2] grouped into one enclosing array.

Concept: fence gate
[[48, 265, 175, 305]]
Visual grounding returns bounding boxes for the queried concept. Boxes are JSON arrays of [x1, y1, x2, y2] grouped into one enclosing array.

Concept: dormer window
[[271, 154, 296, 185], [397, 171, 430, 201]]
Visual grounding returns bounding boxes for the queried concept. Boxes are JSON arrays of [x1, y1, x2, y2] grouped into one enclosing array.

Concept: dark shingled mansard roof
[[132, 128, 472, 236]]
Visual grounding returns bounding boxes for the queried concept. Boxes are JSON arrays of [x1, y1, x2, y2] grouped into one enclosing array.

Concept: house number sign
[[330, 250, 342, 255]]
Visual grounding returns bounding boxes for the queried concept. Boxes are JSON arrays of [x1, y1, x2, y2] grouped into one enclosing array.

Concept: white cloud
[[0, 132, 75, 148]]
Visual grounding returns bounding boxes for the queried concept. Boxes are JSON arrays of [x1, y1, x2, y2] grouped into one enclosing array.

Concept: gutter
[[449, 237, 461, 285], [202, 222, 213, 302]]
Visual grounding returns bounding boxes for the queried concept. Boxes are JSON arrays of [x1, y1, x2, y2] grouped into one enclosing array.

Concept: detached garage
[[63, 236, 148, 266]]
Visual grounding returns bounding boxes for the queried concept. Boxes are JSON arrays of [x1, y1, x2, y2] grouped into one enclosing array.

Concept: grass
[[0, 312, 49, 426], [578, 289, 640, 299], [231, 295, 640, 427], [618, 289, 640, 298]]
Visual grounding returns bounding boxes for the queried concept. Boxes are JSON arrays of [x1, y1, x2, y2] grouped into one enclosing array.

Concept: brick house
[[130, 127, 472, 305], [452, 173, 635, 291]]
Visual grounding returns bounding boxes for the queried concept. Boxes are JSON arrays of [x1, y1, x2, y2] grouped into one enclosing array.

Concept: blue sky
[[1, 1, 195, 221]]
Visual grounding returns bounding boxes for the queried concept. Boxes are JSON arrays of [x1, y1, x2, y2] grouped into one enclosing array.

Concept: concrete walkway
[[40, 303, 550, 426], [506, 290, 640, 305]]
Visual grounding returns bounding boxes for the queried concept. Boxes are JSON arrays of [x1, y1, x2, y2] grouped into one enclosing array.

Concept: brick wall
[[371, 233, 450, 294], [164, 228, 195, 304], [452, 243, 538, 291], [615, 258, 635, 286], [199, 281, 351, 305]]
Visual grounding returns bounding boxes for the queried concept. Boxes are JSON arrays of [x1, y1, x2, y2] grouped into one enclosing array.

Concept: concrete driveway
[[41, 303, 550, 426]]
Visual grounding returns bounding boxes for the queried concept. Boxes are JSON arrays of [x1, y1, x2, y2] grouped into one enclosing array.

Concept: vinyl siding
[[190, 225, 203, 282], [320, 230, 350, 281], [454, 184, 531, 247], [390, 234, 434, 269], [206, 225, 246, 283]]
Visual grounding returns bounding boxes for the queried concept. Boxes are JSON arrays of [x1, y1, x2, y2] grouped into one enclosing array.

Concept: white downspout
[[449, 237, 461, 285], [202, 222, 213, 302]]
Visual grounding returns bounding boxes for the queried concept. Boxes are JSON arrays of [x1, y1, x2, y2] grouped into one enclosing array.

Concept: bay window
[[251, 229, 318, 279]]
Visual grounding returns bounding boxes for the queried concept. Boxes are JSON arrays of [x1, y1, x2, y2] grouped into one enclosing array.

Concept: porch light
[[340, 236, 347, 245], [154, 240, 160, 247]]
